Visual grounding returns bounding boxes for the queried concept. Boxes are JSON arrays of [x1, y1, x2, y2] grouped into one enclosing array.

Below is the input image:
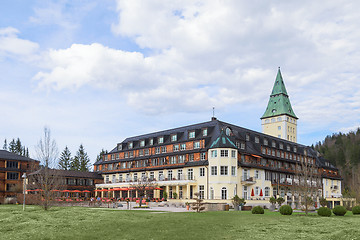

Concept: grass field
[[0, 205, 360, 240]]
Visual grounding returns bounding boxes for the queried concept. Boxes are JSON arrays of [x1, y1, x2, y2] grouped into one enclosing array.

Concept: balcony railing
[[104, 175, 196, 184]]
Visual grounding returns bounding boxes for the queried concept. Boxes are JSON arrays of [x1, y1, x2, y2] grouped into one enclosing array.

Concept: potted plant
[[185, 202, 190, 210], [163, 191, 168, 201]]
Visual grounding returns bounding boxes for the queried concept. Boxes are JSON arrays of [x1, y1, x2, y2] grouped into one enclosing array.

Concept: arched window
[[210, 187, 214, 200], [221, 187, 227, 199], [265, 187, 270, 197], [225, 127, 232, 136]]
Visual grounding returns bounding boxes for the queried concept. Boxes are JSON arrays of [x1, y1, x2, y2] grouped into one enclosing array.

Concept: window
[[221, 187, 227, 199], [188, 169, 194, 180], [128, 142, 133, 149], [198, 167, 205, 177], [145, 149, 149, 156], [159, 171, 164, 180], [194, 141, 200, 149], [255, 186, 259, 195], [272, 141, 276, 147], [149, 138, 154, 145], [273, 187, 277, 196], [168, 170, 173, 180], [6, 161, 18, 168], [294, 146, 297, 153], [68, 178, 76, 185], [188, 154, 194, 162], [171, 134, 177, 142], [241, 142, 245, 149], [139, 150, 144, 156], [161, 146, 167, 153], [265, 171, 271, 181], [149, 172, 154, 180], [210, 187, 214, 200], [255, 136, 259, 143], [231, 150, 236, 158], [152, 158, 158, 166], [180, 143, 186, 151], [246, 134, 250, 141], [231, 166, 236, 176], [170, 156, 177, 164], [278, 126, 281, 130], [201, 152, 206, 160], [119, 174, 123, 182], [126, 173, 130, 182], [287, 145, 290, 151], [279, 143, 283, 149], [178, 155, 185, 163], [112, 175, 116, 183], [129, 151, 134, 158], [277, 117, 282, 121], [220, 166, 228, 175], [211, 166, 217, 175], [158, 137, 164, 144], [133, 173, 137, 181], [140, 140, 145, 147], [179, 186, 183, 199], [220, 150, 228, 157], [202, 128, 208, 136], [226, 127, 231, 136], [189, 131, 195, 139], [115, 153, 119, 160], [117, 144, 122, 151], [155, 147, 161, 154], [111, 154, 115, 160], [173, 144, 179, 152], [178, 169, 183, 180], [7, 172, 19, 180], [124, 152, 129, 158], [264, 139, 268, 146], [160, 157, 167, 165], [211, 150, 217, 158], [262, 148, 266, 154], [199, 185, 205, 199], [255, 170, 259, 179]]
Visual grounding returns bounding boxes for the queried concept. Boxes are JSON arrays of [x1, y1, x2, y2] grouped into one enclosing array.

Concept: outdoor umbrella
[[71, 190, 82, 193], [82, 190, 91, 193], [251, 188, 254, 197], [259, 189, 263, 197]]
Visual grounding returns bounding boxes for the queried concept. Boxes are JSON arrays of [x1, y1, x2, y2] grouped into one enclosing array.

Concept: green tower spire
[[261, 68, 297, 119]]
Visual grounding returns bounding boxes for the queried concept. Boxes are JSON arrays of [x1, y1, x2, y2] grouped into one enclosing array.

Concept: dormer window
[[279, 143, 283, 149], [255, 136, 259, 143], [264, 139, 268, 145], [149, 138, 154, 145], [246, 133, 250, 141], [272, 141, 276, 148], [225, 127, 232, 136], [158, 136, 164, 144], [171, 134, 177, 142], [294, 146, 297, 153], [189, 131, 195, 139], [140, 140, 145, 147], [117, 144, 122, 151], [202, 128, 208, 136], [287, 145, 290, 151], [128, 142, 133, 149]]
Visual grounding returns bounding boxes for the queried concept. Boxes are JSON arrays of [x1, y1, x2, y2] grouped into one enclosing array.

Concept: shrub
[[317, 207, 332, 217], [352, 205, 360, 215], [279, 205, 293, 215], [276, 197, 285, 206], [333, 205, 347, 216], [252, 206, 264, 214]]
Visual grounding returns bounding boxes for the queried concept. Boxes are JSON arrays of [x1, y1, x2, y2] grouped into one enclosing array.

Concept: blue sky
[[1, 0, 360, 165]]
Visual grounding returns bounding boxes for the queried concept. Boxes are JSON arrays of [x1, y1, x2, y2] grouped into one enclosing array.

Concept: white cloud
[[0, 27, 39, 57]]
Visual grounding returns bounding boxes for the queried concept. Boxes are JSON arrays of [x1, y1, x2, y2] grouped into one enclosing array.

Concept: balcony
[[241, 176, 256, 185]]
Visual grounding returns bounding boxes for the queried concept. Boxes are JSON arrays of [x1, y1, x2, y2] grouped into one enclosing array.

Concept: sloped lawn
[[0, 205, 359, 240]]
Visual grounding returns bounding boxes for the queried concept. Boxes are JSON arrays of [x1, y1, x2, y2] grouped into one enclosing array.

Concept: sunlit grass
[[0, 205, 359, 240]]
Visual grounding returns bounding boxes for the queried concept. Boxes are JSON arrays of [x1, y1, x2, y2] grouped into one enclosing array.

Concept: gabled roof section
[[209, 130, 237, 149], [261, 68, 298, 119], [0, 150, 38, 162]]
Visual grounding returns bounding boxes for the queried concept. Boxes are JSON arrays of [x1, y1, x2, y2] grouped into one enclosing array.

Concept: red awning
[[51, 189, 60, 192], [71, 190, 82, 193], [251, 188, 254, 197], [154, 187, 163, 190], [252, 154, 262, 158], [95, 189, 108, 192], [61, 190, 71, 192], [26, 189, 35, 192], [82, 190, 91, 193], [259, 189, 263, 197]]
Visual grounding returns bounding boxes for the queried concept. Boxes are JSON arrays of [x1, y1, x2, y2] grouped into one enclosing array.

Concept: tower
[[261, 68, 298, 142]]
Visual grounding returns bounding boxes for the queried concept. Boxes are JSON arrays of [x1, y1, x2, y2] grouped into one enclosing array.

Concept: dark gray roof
[[0, 150, 38, 162], [29, 168, 102, 179]]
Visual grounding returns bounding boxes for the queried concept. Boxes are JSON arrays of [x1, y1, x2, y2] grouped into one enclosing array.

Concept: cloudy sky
[[1, 0, 360, 164]]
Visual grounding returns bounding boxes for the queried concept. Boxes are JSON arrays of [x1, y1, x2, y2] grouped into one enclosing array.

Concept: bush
[[352, 205, 360, 215], [252, 206, 264, 214], [333, 205, 347, 216], [276, 197, 285, 206], [279, 205, 293, 215], [317, 207, 332, 217]]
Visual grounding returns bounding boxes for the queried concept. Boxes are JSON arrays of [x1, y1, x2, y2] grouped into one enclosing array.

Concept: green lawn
[[0, 205, 360, 240]]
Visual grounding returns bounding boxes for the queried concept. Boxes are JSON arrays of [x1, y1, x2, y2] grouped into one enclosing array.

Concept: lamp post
[[22, 173, 27, 211]]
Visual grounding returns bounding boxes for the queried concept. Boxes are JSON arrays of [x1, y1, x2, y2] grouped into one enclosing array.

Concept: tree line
[[3, 138, 29, 157], [314, 128, 360, 198]]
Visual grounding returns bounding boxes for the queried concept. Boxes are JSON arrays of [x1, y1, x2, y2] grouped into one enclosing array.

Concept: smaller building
[[0, 150, 39, 203]]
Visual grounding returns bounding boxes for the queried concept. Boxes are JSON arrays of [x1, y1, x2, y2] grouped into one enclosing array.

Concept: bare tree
[[29, 127, 61, 210], [293, 157, 322, 215], [130, 174, 155, 207]]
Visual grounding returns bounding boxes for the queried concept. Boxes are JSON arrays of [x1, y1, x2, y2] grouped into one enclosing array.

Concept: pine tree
[[72, 144, 90, 172], [96, 149, 108, 162], [9, 139, 16, 153], [26, 148, 29, 157], [58, 146, 72, 170], [3, 139, 7, 150], [15, 138, 22, 155]]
